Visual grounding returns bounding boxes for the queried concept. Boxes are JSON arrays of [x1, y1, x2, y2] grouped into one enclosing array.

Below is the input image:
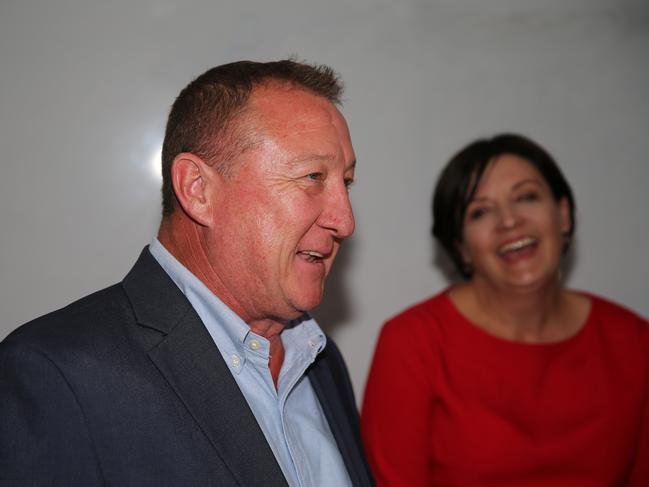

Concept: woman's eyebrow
[[512, 178, 544, 190]]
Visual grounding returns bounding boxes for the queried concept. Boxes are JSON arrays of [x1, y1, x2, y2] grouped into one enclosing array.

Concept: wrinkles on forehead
[[247, 84, 336, 128], [237, 83, 355, 173]]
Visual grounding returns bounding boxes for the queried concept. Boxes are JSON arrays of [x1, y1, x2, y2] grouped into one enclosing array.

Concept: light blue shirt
[[149, 239, 352, 487]]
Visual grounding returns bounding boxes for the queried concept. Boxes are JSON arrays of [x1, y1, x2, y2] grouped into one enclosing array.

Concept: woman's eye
[[517, 191, 539, 202], [468, 207, 488, 221]]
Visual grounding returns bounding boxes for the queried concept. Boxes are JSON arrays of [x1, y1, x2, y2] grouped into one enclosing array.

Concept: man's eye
[[306, 172, 324, 181], [344, 178, 355, 191]]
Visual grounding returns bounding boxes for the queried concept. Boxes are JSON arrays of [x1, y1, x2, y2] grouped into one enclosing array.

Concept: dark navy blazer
[[0, 248, 373, 487]]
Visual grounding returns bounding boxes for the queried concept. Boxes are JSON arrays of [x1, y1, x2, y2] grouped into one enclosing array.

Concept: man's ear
[[170, 152, 216, 226]]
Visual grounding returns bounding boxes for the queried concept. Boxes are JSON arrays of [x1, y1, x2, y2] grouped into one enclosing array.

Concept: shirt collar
[[148, 239, 327, 371]]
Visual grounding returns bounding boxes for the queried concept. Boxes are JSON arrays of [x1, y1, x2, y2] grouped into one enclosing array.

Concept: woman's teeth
[[499, 237, 537, 254]]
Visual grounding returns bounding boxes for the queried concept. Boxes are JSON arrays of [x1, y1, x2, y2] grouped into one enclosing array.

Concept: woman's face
[[459, 154, 571, 292]]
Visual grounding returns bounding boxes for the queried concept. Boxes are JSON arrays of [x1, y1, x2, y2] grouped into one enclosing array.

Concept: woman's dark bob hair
[[432, 133, 576, 279]]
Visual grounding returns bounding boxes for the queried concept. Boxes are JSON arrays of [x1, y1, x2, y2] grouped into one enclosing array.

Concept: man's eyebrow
[[287, 155, 357, 172], [288, 154, 335, 165]]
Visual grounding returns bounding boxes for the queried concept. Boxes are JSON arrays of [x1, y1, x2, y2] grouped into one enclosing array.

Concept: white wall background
[[1, 0, 648, 400]]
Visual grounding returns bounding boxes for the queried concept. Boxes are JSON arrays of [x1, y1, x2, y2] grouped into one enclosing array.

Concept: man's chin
[[288, 291, 324, 316]]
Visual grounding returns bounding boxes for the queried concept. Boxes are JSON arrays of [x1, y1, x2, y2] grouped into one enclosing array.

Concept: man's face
[[203, 85, 356, 324]]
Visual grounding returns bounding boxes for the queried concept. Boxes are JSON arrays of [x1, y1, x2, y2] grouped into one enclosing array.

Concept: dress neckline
[[440, 289, 596, 350]]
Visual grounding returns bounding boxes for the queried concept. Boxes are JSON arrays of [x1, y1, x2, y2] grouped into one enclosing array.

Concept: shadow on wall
[[311, 237, 356, 336]]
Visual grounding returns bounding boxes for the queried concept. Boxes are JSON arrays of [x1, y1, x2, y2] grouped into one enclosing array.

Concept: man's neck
[[158, 216, 286, 387], [158, 216, 250, 321], [249, 319, 285, 389]]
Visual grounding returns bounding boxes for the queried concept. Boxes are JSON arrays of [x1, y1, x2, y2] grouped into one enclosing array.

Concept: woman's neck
[[450, 279, 586, 343]]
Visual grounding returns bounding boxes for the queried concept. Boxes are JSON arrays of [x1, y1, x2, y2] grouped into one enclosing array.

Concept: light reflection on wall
[[150, 145, 163, 182]]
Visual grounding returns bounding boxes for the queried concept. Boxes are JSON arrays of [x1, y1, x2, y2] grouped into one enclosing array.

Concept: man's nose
[[320, 182, 355, 238]]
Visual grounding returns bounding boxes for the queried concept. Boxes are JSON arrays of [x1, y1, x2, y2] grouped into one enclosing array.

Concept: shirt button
[[231, 354, 241, 367], [250, 339, 261, 350]]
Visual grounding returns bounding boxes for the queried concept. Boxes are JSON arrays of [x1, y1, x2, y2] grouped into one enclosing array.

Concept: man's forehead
[[245, 83, 354, 166], [251, 80, 324, 100], [249, 84, 337, 120]]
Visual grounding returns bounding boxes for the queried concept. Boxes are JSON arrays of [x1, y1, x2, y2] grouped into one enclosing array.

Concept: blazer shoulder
[[2, 283, 132, 356]]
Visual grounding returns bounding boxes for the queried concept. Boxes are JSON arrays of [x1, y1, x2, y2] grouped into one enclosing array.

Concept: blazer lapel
[[123, 248, 289, 487]]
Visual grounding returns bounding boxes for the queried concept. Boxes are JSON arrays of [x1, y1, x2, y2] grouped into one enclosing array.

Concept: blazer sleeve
[[0, 340, 104, 486]]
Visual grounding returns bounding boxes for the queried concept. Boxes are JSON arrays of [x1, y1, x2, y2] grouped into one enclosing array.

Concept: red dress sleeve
[[361, 306, 438, 487], [627, 315, 649, 485]]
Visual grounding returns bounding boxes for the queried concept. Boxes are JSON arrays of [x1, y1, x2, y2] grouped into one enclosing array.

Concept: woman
[[361, 134, 649, 486]]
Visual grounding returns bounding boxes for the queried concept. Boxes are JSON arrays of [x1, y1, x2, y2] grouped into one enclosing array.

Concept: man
[[0, 60, 373, 487]]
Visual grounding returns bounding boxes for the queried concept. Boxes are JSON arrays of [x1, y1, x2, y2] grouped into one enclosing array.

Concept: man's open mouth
[[297, 250, 325, 263]]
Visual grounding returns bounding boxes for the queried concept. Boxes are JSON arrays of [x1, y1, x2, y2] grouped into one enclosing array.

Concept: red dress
[[361, 291, 649, 486]]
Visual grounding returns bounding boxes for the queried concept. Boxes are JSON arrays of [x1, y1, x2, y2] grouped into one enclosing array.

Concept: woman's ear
[[456, 240, 472, 270], [558, 196, 571, 235]]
